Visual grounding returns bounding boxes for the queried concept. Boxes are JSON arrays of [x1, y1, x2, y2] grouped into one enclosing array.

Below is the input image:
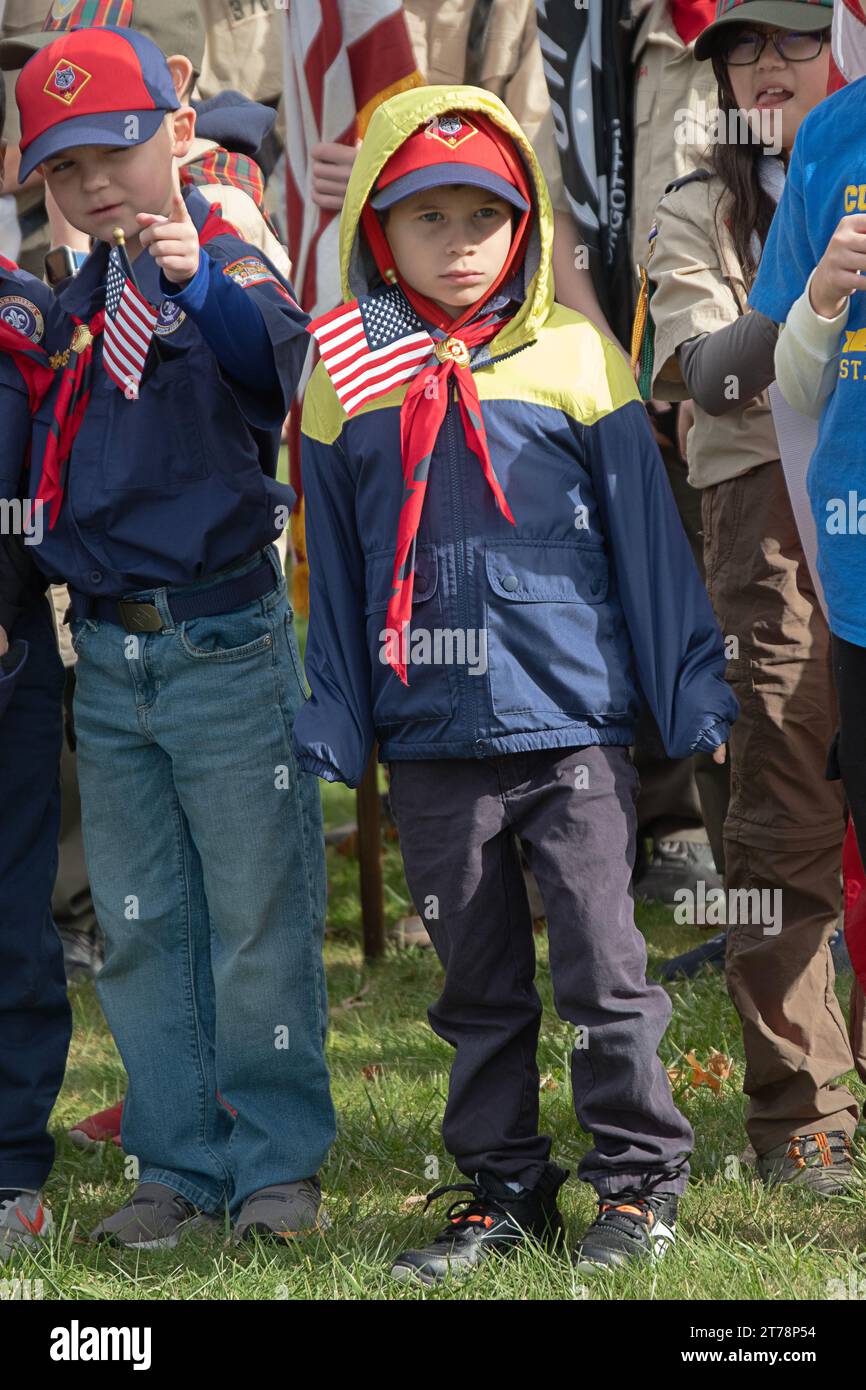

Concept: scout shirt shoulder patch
[[155, 298, 187, 336], [222, 256, 295, 302], [0, 295, 45, 343]]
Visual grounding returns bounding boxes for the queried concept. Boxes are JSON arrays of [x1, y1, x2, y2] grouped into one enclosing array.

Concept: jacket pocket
[[484, 540, 631, 718], [364, 544, 455, 727]]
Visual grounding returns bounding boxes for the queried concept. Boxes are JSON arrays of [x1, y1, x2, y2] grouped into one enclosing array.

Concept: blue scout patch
[[155, 298, 186, 336], [0, 295, 45, 342]]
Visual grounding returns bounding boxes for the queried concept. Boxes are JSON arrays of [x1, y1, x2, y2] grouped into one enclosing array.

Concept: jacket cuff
[[297, 754, 345, 783], [690, 718, 730, 754], [791, 268, 851, 345]]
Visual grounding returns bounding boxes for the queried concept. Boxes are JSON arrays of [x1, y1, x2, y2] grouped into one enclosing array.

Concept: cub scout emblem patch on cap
[[425, 114, 478, 148], [155, 299, 186, 336], [0, 296, 44, 343], [44, 60, 92, 105]]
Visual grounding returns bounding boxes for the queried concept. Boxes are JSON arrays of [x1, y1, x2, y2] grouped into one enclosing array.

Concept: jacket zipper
[[444, 335, 536, 753], [446, 379, 476, 747]]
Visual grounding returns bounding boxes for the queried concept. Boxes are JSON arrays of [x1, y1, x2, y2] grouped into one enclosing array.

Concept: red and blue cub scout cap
[[370, 112, 530, 213], [15, 25, 179, 182]]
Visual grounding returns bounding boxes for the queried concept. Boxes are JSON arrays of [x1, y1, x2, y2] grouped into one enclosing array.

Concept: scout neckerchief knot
[[31, 202, 241, 530], [307, 109, 533, 684]]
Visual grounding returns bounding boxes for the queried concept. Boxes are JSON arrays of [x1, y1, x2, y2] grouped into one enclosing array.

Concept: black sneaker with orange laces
[[573, 1189, 678, 1273], [390, 1165, 568, 1286]]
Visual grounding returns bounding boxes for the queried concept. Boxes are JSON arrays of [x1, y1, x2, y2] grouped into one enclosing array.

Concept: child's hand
[[712, 743, 727, 765], [137, 189, 200, 286], [810, 214, 866, 320], [310, 140, 359, 210], [0, 625, 8, 658]]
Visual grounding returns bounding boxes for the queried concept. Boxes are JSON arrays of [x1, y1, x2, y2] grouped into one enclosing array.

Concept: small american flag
[[102, 245, 158, 399], [307, 286, 434, 417]]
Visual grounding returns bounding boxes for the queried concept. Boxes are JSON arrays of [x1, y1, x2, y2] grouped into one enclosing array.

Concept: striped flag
[[831, 0, 866, 88], [308, 287, 433, 417], [102, 244, 158, 399], [282, 0, 423, 612]]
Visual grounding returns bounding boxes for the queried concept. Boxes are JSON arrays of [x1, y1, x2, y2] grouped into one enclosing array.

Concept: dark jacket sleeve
[[291, 427, 375, 788], [0, 375, 48, 636], [677, 311, 779, 416], [180, 234, 312, 428], [582, 397, 738, 758]]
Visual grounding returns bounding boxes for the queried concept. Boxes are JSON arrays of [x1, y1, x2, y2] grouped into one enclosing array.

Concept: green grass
[[9, 767, 866, 1302]]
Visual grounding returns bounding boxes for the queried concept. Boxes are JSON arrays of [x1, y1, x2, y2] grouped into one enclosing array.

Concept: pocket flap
[[485, 542, 608, 604], [364, 545, 439, 615]]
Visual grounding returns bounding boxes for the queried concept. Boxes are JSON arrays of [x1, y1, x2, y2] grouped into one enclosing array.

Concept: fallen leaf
[[361, 1063, 385, 1081], [667, 1049, 734, 1093], [399, 1193, 428, 1213], [539, 1073, 560, 1092]]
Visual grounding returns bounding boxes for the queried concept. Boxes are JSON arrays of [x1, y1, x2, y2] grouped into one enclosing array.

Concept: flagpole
[[111, 226, 162, 364]]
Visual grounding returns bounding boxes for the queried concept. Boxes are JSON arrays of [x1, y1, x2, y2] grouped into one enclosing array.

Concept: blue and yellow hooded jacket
[[293, 85, 736, 787]]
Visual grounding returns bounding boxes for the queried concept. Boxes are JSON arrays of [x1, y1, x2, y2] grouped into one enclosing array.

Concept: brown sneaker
[[756, 1131, 857, 1196]]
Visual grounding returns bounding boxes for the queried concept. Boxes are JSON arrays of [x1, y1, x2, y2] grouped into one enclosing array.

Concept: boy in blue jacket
[[295, 86, 736, 1283], [15, 25, 335, 1248], [0, 83, 71, 1258]]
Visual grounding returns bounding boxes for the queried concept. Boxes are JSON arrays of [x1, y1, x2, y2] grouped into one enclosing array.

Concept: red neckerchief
[[671, 0, 717, 46], [32, 202, 240, 529], [360, 115, 532, 684]]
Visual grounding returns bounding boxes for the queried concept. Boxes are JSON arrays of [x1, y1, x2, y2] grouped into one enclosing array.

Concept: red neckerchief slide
[[360, 113, 532, 684], [29, 202, 239, 530]]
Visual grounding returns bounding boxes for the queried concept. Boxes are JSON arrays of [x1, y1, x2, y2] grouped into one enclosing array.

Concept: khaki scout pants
[[702, 461, 861, 1154]]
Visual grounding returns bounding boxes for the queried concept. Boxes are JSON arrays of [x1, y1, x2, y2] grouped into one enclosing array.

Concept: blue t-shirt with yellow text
[[751, 76, 866, 646]]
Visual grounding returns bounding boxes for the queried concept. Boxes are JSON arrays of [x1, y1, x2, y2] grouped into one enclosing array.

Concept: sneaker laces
[[595, 1179, 675, 1236], [423, 1181, 512, 1244]]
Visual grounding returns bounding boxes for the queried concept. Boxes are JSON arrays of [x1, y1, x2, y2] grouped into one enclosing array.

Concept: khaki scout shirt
[[403, 0, 567, 213], [196, 0, 284, 106], [648, 170, 780, 488], [630, 0, 718, 296]]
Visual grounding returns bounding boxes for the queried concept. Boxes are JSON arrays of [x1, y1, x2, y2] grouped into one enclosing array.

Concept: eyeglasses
[[722, 28, 828, 66]]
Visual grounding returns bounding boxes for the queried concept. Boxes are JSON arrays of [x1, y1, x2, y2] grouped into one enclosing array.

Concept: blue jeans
[[71, 547, 335, 1214]]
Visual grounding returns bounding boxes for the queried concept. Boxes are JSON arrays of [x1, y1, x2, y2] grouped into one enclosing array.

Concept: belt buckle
[[117, 600, 163, 633]]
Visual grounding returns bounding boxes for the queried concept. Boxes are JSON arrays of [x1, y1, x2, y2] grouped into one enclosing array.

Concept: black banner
[[536, 0, 633, 345]]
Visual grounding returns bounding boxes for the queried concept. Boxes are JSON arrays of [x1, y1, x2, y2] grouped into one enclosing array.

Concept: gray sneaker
[[0, 1190, 52, 1261], [634, 839, 722, 907], [90, 1182, 219, 1249], [756, 1131, 857, 1196], [233, 1179, 325, 1242]]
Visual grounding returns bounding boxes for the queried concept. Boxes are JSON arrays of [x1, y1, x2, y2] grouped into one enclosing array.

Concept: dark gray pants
[[387, 744, 692, 1198]]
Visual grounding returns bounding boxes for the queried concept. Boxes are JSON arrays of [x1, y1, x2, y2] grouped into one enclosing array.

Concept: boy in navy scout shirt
[[15, 25, 336, 1248], [295, 86, 736, 1284], [0, 83, 72, 1258]]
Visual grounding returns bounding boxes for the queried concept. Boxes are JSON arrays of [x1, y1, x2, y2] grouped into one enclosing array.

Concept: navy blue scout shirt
[[0, 261, 71, 634], [750, 76, 866, 647], [26, 186, 310, 598]]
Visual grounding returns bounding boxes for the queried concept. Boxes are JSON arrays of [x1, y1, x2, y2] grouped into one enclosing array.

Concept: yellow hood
[[339, 84, 555, 357]]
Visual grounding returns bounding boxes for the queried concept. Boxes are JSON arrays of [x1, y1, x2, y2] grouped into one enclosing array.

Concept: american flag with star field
[[307, 286, 434, 416]]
